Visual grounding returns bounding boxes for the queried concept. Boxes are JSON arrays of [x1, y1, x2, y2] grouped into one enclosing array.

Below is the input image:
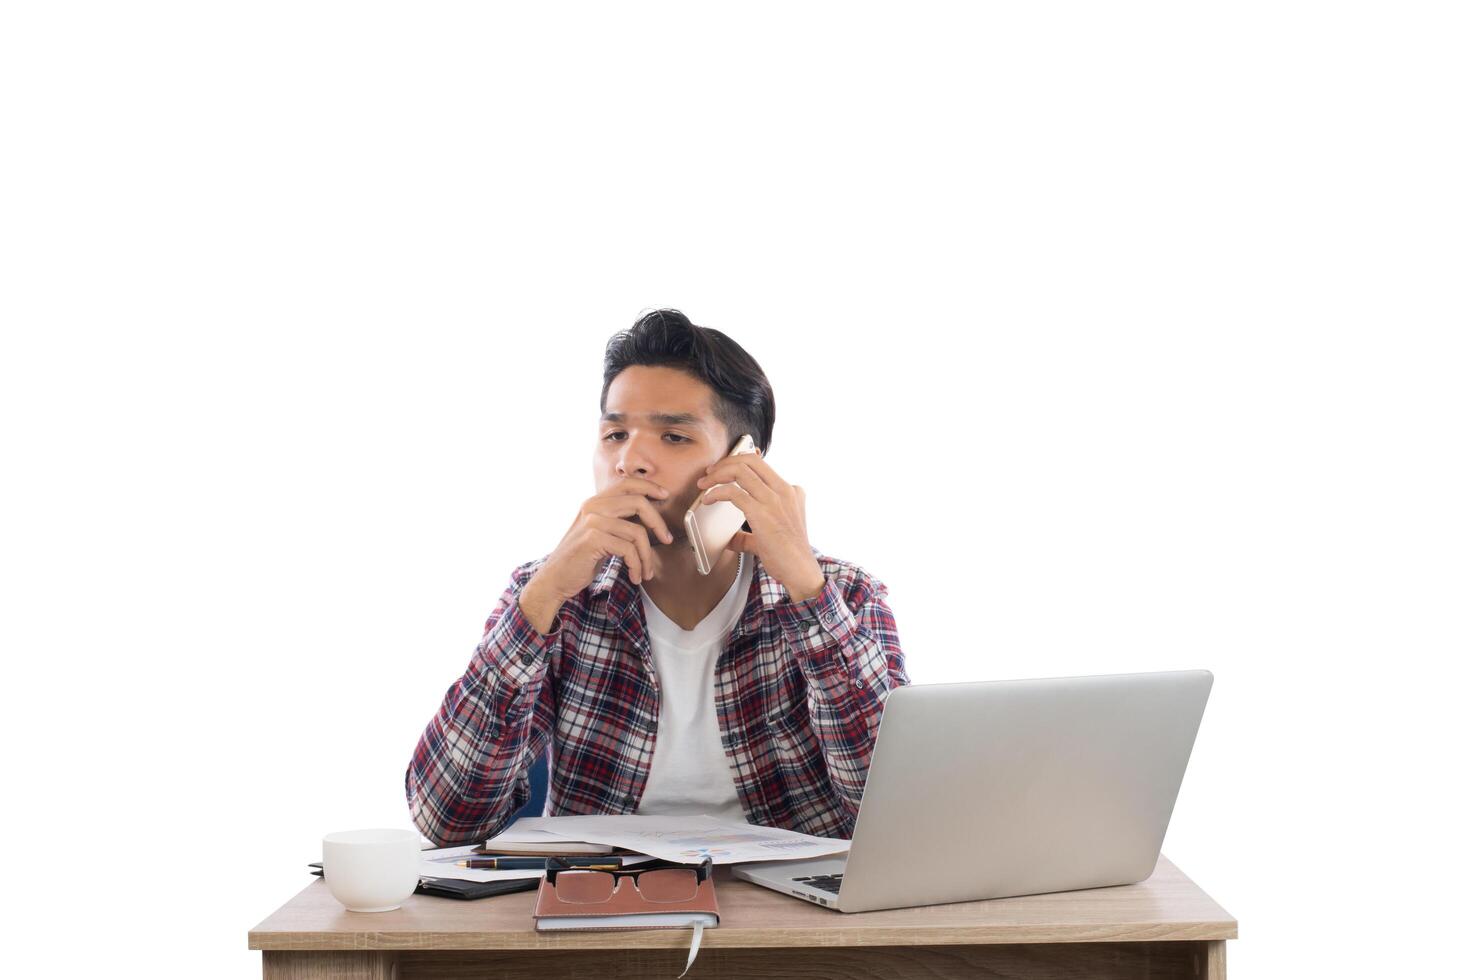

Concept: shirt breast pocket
[[767, 703, 821, 770]]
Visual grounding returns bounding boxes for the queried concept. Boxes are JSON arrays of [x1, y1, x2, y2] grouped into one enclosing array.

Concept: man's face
[[595, 365, 733, 544]]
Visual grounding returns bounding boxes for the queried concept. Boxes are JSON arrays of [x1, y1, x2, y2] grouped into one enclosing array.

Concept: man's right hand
[[520, 478, 676, 634]]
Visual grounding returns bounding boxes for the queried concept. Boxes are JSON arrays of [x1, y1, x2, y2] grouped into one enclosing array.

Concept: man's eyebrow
[[600, 411, 705, 427]]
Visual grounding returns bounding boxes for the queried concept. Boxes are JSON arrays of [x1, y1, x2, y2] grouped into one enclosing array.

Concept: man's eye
[[602, 432, 689, 443]]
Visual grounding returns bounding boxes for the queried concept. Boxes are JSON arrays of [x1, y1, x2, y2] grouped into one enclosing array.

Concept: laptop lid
[[834, 669, 1213, 913]]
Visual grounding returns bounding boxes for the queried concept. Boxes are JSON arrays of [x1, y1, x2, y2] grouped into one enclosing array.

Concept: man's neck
[[640, 542, 744, 631]]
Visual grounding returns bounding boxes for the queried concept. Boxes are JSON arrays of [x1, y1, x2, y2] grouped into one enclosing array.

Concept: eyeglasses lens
[[637, 869, 699, 902], [552, 868, 699, 904], [554, 870, 615, 904]]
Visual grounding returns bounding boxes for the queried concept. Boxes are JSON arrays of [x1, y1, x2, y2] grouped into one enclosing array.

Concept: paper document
[[502, 814, 850, 865], [417, 844, 543, 882], [483, 827, 614, 853]]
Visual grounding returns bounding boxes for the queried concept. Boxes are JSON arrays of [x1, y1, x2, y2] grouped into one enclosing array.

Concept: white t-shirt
[[634, 557, 755, 823]]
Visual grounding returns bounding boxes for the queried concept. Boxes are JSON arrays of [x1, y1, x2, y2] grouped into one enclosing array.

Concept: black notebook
[[307, 863, 540, 901]]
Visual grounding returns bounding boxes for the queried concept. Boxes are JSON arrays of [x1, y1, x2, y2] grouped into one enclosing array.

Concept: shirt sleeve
[[770, 568, 911, 826], [404, 560, 561, 846]]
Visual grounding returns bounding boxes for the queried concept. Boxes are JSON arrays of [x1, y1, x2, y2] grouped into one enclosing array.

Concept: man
[[405, 309, 909, 846]]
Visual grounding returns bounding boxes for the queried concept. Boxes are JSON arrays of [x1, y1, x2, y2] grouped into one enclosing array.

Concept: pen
[[454, 858, 624, 870]]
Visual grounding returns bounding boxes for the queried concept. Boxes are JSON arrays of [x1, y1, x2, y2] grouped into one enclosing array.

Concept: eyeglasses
[[544, 855, 714, 904]]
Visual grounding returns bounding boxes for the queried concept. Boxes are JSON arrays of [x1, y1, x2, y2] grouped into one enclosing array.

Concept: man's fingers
[[700, 460, 776, 503], [589, 515, 655, 583], [591, 527, 646, 585], [592, 492, 674, 545], [612, 477, 671, 501], [739, 453, 791, 493], [636, 498, 675, 544], [700, 483, 754, 513], [594, 516, 653, 580]]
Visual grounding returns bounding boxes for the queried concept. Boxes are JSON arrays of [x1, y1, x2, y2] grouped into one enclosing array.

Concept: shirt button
[[519, 651, 536, 665]]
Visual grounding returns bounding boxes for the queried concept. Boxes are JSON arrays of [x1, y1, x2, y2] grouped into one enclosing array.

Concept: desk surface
[[249, 854, 1236, 952]]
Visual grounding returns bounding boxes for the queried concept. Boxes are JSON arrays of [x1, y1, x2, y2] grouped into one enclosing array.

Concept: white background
[[3, 2, 1465, 976]]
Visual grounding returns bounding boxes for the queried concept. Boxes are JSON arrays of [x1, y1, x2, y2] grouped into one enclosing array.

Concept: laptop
[[732, 669, 1213, 913]]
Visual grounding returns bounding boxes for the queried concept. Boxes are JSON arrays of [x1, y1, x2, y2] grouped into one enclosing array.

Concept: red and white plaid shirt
[[405, 546, 910, 846]]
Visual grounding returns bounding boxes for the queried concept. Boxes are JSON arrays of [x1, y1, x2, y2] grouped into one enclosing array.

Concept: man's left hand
[[695, 451, 826, 602]]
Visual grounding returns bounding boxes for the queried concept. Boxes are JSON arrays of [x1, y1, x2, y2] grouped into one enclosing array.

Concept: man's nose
[[616, 449, 652, 478]]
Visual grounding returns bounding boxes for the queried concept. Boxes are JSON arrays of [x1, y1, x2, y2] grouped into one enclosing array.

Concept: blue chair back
[[512, 750, 550, 821]]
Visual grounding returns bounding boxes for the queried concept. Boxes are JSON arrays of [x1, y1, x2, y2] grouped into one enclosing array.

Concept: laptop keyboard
[[792, 873, 843, 895]]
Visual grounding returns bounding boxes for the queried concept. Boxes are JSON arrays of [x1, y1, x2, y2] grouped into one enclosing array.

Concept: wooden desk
[[249, 854, 1236, 978]]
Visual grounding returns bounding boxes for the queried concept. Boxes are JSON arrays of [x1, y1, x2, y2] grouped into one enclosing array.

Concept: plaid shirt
[[405, 546, 910, 847]]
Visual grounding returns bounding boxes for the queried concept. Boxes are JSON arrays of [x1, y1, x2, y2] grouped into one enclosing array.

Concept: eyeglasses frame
[[543, 854, 715, 903]]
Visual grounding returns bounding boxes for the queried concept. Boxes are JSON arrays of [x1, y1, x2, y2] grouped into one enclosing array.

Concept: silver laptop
[[732, 669, 1213, 913]]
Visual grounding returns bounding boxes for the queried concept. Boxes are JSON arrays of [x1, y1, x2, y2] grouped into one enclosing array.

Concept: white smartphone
[[684, 433, 761, 575]]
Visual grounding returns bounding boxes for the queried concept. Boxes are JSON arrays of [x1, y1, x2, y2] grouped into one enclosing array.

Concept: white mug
[[321, 828, 422, 912]]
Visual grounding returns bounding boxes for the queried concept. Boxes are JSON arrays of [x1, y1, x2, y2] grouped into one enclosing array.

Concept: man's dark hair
[[601, 309, 776, 455]]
